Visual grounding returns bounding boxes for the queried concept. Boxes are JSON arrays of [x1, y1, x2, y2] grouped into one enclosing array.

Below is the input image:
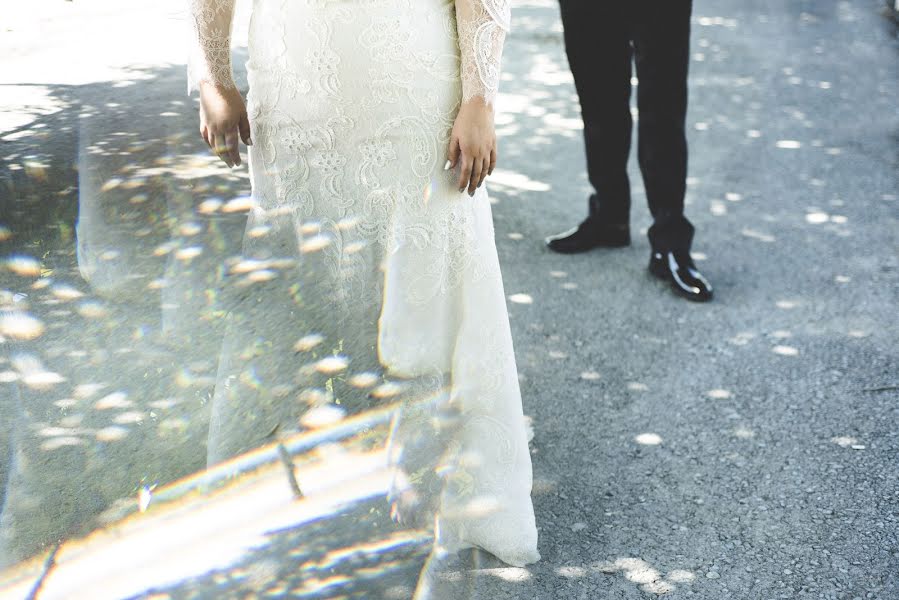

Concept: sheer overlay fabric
[[187, 0, 538, 568]]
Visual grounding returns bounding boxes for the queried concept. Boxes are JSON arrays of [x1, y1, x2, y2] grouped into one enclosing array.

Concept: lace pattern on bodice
[[187, 0, 511, 105]]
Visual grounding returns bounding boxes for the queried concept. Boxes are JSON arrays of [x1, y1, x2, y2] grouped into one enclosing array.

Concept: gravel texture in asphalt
[[0, 0, 896, 598]]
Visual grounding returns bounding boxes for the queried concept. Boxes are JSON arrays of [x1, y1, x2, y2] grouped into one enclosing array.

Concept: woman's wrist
[[461, 95, 495, 113], [199, 78, 238, 95]]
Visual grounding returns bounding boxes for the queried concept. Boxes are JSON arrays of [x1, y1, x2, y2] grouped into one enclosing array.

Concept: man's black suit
[[559, 0, 695, 253]]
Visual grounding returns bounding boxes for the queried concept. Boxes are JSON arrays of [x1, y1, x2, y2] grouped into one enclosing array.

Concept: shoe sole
[[545, 240, 631, 254]]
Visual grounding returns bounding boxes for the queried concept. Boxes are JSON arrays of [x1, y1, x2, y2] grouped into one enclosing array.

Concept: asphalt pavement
[[494, 1, 899, 598], [1, 0, 897, 598]]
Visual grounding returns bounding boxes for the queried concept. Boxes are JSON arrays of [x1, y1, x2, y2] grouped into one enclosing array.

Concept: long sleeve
[[455, 0, 511, 107], [187, 0, 237, 94]]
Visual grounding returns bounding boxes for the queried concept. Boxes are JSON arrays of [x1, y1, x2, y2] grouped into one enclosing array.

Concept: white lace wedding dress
[[188, 0, 539, 568]]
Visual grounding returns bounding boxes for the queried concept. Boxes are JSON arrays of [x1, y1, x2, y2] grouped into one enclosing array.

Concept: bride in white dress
[[188, 0, 539, 569]]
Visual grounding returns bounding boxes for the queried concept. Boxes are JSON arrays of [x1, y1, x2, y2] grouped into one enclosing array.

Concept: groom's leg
[[559, 1, 634, 225], [633, 0, 695, 252]]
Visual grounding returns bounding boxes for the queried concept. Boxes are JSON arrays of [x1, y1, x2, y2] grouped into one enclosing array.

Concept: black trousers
[[559, 0, 695, 253]]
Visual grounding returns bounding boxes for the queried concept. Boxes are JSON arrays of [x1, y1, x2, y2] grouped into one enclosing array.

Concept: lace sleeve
[[455, 0, 511, 107], [187, 0, 237, 94]]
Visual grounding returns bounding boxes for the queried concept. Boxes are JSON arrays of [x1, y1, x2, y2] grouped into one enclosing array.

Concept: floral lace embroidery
[[455, 0, 511, 105], [188, 0, 511, 105], [187, 0, 237, 92], [188, 0, 538, 569]]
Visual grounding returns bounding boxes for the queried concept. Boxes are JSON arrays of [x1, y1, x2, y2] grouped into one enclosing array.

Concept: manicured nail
[[444, 160, 452, 171]]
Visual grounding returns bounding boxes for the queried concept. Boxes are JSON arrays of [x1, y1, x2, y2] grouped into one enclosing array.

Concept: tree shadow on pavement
[[0, 56, 249, 566]]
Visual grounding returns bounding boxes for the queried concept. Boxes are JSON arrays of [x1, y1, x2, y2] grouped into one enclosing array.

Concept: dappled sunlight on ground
[[1, 0, 897, 598], [596, 557, 697, 595]]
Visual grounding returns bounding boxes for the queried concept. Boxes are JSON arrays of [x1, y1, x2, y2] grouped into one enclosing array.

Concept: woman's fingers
[[209, 128, 243, 168], [455, 148, 494, 196], [226, 131, 241, 167], [239, 114, 252, 146], [201, 125, 211, 148], [468, 157, 482, 196], [446, 137, 460, 171], [211, 132, 233, 168], [211, 132, 224, 166], [458, 154, 472, 193], [452, 143, 498, 196], [477, 157, 489, 189]]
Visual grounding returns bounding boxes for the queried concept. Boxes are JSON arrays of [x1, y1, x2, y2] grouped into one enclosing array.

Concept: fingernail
[[444, 160, 452, 171]]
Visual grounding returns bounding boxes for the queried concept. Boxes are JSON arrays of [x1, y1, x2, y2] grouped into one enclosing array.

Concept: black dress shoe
[[545, 219, 630, 253], [648, 250, 713, 302]]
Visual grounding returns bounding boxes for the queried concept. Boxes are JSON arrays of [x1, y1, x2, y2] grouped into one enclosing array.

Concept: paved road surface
[[0, 0, 897, 598]]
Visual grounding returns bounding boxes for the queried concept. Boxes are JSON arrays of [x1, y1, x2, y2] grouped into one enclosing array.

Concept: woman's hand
[[198, 81, 252, 168], [446, 98, 497, 197]]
